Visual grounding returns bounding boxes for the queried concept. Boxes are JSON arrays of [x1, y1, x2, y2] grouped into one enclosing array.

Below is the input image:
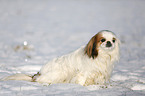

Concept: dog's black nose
[[106, 41, 112, 47]]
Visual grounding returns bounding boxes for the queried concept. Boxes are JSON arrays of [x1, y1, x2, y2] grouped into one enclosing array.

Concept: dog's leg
[[35, 71, 68, 84]]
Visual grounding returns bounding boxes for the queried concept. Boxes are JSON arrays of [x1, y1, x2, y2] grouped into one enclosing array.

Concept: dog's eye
[[101, 39, 106, 42], [112, 39, 116, 43]]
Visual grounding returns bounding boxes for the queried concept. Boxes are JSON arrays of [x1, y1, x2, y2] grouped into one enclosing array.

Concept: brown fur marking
[[85, 32, 103, 59]]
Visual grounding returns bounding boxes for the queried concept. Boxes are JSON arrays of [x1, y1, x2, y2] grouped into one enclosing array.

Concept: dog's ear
[[85, 35, 99, 59]]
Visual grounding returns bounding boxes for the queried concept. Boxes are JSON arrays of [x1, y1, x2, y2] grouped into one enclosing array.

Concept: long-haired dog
[[3, 30, 120, 86]]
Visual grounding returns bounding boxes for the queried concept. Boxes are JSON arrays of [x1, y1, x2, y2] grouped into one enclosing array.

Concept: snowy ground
[[0, 0, 145, 96]]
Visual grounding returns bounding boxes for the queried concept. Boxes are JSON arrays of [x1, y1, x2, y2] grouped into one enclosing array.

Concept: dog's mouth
[[100, 43, 115, 51], [104, 46, 115, 50]]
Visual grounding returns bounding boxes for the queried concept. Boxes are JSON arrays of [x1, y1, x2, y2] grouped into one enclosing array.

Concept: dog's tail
[[2, 74, 33, 82], [2, 72, 40, 82]]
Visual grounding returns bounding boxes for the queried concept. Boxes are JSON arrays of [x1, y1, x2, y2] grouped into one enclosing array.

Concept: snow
[[0, 0, 145, 96]]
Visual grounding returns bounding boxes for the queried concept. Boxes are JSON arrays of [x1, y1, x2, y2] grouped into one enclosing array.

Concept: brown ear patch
[[91, 42, 98, 59], [85, 33, 102, 59]]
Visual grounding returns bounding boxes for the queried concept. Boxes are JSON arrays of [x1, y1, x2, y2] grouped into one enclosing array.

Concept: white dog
[[3, 30, 120, 86]]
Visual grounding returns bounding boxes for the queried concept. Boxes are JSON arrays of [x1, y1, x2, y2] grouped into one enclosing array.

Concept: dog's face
[[100, 31, 117, 51], [85, 30, 119, 59]]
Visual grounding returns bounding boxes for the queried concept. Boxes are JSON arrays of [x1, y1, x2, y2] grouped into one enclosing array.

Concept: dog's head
[[85, 30, 120, 59]]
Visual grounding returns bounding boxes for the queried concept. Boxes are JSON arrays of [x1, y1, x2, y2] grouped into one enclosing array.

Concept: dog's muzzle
[[106, 41, 112, 47]]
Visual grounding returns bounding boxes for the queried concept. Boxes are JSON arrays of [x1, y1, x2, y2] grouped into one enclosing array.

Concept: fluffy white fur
[[3, 30, 120, 86]]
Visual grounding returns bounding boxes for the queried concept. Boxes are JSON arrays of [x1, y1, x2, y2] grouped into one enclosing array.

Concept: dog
[[3, 30, 120, 86]]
